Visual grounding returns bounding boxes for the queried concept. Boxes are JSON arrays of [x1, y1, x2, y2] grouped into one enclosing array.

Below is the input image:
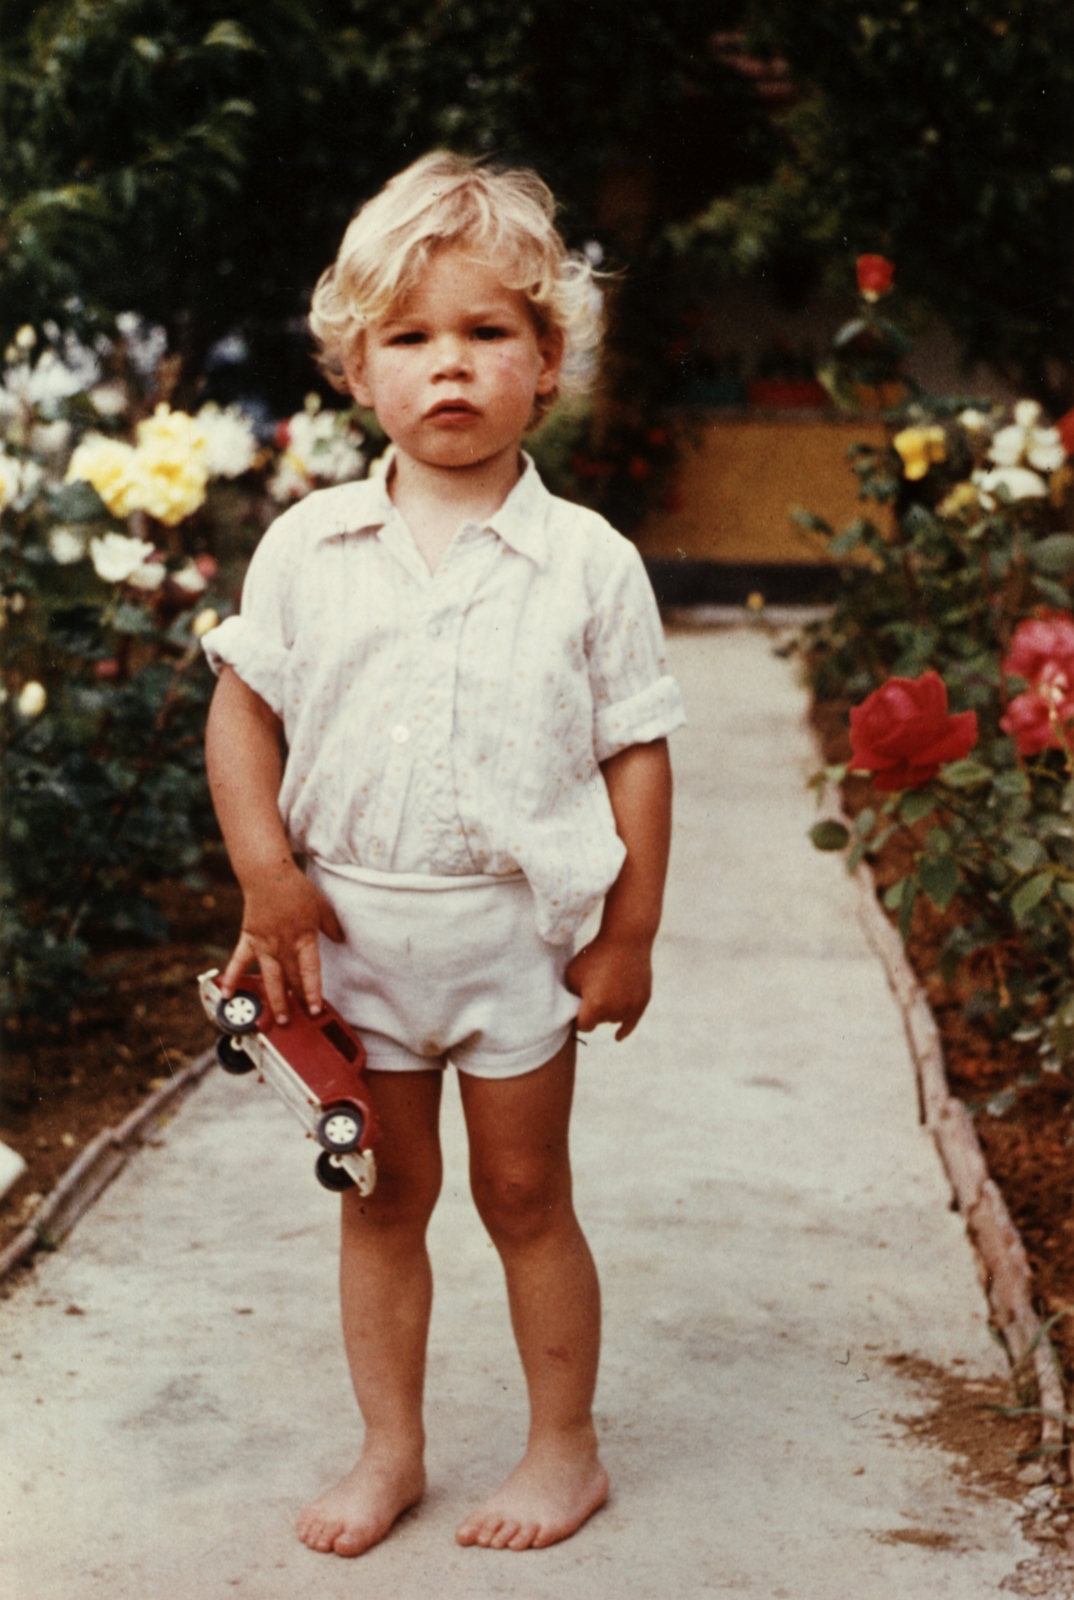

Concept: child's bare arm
[[205, 666, 343, 1024], [566, 738, 672, 1041]]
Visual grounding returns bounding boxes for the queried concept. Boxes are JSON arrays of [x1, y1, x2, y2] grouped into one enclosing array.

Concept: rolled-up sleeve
[[587, 541, 686, 762], [200, 510, 299, 717]]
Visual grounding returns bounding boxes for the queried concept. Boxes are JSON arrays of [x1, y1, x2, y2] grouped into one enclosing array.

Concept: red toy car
[[197, 969, 378, 1195]]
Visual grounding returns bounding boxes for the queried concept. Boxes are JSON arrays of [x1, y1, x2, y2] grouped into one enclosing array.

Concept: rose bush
[[805, 263, 1074, 1063], [1, 320, 367, 1023]]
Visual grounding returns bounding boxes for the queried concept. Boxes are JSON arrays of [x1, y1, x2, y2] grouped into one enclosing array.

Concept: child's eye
[[389, 330, 426, 346], [473, 325, 509, 341]]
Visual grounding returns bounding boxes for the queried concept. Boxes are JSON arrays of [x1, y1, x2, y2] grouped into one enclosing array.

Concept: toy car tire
[[216, 1035, 255, 1075], [216, 990, 263, 1035], [316, 1105, 365, 1153], [315, 1152, 357, 1192]]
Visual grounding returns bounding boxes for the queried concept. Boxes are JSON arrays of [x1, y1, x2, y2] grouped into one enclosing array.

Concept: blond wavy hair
[[308, 151, 604, 422]]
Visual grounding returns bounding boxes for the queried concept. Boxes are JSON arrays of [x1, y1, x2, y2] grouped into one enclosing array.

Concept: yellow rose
[[938, 481, 979, 517], [191, 608, 219, 638], [893, 425, 946, 481], [130, 404, 211, 524], [65, 434, 142, 517]]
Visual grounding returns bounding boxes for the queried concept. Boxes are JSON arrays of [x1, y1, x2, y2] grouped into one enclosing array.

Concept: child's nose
[[430, 335, 472, 378]]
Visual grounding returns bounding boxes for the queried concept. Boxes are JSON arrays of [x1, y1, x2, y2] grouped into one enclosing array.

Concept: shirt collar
[[310, 448, 551, 567]]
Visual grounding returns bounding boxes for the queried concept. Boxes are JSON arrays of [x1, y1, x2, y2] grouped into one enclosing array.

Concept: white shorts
[[308, 860, 579, 1079]]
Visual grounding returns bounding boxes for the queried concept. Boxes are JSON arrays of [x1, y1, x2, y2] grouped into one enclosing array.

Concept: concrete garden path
[[1, 624, 1032, 1599]]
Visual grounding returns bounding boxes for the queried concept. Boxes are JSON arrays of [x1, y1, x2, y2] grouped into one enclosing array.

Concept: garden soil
[[0, 872, 237, 1235]]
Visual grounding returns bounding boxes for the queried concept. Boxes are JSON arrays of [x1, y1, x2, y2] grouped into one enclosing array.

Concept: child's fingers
[[219, 934, 257, 997], [258, 953, 291, 1025], [294, 937, 324, 1017]]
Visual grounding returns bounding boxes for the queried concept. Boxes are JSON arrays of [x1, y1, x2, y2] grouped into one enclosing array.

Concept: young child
[[202, 150, 684, 1558]]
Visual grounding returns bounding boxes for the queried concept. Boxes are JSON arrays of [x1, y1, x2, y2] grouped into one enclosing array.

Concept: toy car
[[197, 969, 378, 1195]]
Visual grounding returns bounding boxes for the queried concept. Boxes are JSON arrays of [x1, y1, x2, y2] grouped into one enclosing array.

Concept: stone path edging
[[0, 1047, 215, 1283], [849, 858, 1070, 1483]]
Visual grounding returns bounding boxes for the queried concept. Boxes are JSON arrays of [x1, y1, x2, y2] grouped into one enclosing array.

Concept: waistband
[[311, 858, 527, 893]]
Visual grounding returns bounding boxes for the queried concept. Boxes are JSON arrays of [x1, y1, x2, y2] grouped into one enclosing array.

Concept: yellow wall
[[633, 418, 892, 565]]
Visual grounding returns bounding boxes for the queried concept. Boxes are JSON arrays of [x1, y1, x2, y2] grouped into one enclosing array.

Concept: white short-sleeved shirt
[[202, 453, 685, 945]]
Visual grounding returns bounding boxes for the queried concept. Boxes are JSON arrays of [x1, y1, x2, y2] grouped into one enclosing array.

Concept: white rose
[[126, 559, 167, 592], [989, 400, 1067, 474], [89, 384, 128, 419], [974, 465, 1049, 508], [171, 564, 208, 595], [196, 402, 258, 478], [48, 527, 87, 565], [89, 532, 158, 583], [17, 681, 47, 717]]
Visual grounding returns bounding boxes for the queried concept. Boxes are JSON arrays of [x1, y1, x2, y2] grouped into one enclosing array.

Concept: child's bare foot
[[296, 1444, 426, 1557], [455, 1431, 609, 1551]]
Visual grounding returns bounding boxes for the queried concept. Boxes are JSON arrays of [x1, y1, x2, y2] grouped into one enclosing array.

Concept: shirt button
[[390, 724, 410, 744]]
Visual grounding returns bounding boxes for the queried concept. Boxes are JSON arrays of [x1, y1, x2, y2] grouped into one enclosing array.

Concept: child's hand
[[219, 862, 344, 1025], [565, 934, 653, 1042]]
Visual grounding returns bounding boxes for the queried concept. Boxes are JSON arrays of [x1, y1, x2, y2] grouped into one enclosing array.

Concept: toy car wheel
[[316, 1151, 357, 1192], [216, 1035, 255, 1075], [216, 990, 263, 1035], [316, 1105, 365, 1153]]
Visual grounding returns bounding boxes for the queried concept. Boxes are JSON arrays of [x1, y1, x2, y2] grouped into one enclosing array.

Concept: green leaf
[[1056, 881, 1074, 908], [829, 525, 864, 556], [1005, 835, 1048, 872], [1011, 871, 1055, 922], [1031, 576, 1073, 609], [918, 854, 960, 911], [810, 820, 850, 851], [900, 791, 937, 824], [1029, 533, 1074, 574], [883, 878, 907, 910], [898, 877, 917, 943], [791, 508, 834, 535], [941, 758, 992, 788], [46, 481, 105, 522]]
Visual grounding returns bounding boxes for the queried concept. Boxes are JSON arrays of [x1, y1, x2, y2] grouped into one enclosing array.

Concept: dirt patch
[[812, 697, 1074, 1397], [0, 861, 240, 1244], [887, 1353, 1038, 1499]]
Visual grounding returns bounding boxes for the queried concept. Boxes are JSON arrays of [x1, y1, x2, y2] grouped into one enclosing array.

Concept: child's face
[[345, 247, 561, 474]]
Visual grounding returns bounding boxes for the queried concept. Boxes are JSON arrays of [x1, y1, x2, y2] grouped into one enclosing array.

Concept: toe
[[507, 1521, 540, 1551], [489, 1519, 520, 1550]]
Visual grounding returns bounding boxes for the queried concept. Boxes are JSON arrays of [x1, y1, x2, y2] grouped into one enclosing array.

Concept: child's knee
[[470, 1156, 568, 1244], [344, 1155, 442, 1233]]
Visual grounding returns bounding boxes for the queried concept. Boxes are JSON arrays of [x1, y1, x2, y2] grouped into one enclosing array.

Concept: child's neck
[[388, 447, 523, 574]]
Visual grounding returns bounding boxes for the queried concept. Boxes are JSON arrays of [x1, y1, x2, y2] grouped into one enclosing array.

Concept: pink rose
[[1003, 613, 1074, 688], [849, 671, 977, 792]]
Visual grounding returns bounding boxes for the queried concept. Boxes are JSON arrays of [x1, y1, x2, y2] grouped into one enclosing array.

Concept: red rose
[[627, 456, 652, 481], [1057, 407, 1074, 459], [274, 419, 291, 450], [856, 254, 895, 301], [94, 658, 120, 680], [848, 671, 977, 791], [1003, 613, 1074, 687], [194, 554, 218, 579], [1000, 688, 1074, 756]]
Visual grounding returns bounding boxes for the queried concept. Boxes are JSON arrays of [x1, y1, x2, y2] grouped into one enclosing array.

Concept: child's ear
[[535, 327, 564, 397], [342, 346, 374, 408]]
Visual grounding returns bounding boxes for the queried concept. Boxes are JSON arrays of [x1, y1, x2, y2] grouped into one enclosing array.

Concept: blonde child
[[202, 150, 684, 1558]]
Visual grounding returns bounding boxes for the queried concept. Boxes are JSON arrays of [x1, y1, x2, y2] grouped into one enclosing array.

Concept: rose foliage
[[805, 268, 1074, 1067], [1, 320, 366, 1023]]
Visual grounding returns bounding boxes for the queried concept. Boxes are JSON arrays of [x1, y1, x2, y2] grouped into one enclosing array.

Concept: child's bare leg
[[297, 1068, 443, 1558], [455, 1036, 609, 1551]]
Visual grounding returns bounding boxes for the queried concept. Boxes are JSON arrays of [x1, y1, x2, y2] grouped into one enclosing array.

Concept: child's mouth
[[427, 400, 479, 419]]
